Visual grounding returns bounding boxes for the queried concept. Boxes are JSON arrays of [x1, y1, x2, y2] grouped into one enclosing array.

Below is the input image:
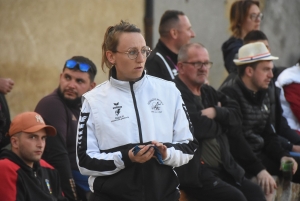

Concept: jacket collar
[[175, 76, 195, 97], [156, 40, 178, 65], [0, 149, 41, 173], [175, 76, 211, 107], [236, 76, 267, 105], [109, 66, 146, 92]]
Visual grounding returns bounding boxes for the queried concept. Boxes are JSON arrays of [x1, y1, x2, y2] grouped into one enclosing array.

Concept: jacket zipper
[[129, 81, 143, 142], [129, 81, 145, 201]]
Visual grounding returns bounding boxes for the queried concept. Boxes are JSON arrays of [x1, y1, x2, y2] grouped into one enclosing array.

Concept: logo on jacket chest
[[112, 102, 129, 122], [148, 98, 163, 113]]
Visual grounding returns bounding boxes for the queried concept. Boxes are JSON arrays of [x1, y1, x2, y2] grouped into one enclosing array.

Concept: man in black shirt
[[145, 10, 195, 81], [175, 42, 267, 201], [220, 42, 298, 195]]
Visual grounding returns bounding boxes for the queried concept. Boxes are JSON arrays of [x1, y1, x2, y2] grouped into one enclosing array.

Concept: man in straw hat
[[220, 30, 300, 156], [220, 42, 299, 197], [0, 111, 67, 201]]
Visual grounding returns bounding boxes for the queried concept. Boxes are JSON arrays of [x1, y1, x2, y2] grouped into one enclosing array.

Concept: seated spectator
[[0, 77, 14, 149], [220, 30, 300, 154], [276, 58, 300, 135], [220, 42, 299, 189], [175, 43, 266, 201], [222, 0, 262, 74], [0, 112, 67, 201]]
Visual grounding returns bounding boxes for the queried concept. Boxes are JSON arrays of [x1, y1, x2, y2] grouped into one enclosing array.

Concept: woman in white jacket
[[76, 21, 198, 201]]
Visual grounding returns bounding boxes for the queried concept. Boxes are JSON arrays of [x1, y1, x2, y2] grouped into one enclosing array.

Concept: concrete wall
[[152, 0, 300, 89], [0, 0, 144, 118], [263, 0, 300, 67], [1, 0, 299, 118]]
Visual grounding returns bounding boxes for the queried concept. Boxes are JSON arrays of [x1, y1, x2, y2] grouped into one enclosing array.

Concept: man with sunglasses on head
[[35, 56, 97, 201], [145, 10, 195, 81]]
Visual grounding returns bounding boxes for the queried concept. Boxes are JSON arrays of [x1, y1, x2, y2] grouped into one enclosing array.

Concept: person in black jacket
[[220, 30, 300, 155], [0, 111, 67, 201], [0, 77, 14, 149], [145, 10, 195, 81], [175, 42, 266, 201], [222, 0, 262, 74], [220, 42, 299, 188]]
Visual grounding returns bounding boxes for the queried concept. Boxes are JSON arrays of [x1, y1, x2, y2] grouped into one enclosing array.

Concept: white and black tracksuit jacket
[[76, 69, 198, 201]]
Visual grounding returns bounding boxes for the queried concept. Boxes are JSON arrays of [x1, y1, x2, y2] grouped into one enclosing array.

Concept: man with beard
[[220, 42, 299, 188], [35, 56, 97, 201]]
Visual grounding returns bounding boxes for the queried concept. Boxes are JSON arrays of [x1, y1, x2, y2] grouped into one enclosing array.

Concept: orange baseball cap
[[8, 112, 56, 137]]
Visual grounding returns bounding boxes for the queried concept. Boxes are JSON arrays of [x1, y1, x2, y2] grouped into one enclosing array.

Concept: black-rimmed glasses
[[249, 13, 263, 21], [116, 46, 152, 60], [182, 61, 213, 69]]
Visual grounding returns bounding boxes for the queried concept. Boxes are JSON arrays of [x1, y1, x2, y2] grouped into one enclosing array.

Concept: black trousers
[[183, 167, 266, 201], [89, 192, 179, 201], [89, 192, 112, 201]]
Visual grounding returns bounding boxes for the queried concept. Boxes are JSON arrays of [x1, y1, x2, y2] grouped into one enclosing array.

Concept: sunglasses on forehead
[[65, 59, 91, 72]]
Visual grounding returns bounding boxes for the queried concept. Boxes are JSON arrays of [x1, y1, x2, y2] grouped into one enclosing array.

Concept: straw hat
[[234, 42, 278, 66]]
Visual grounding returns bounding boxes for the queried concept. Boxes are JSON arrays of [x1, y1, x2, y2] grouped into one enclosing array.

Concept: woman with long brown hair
[[222, 0, 263, 74]]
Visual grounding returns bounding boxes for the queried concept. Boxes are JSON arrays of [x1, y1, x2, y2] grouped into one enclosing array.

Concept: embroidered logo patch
[[112, 102, 129, 122], [113, 102, 121, 116], [35, 114, 44, 123], [148, 98, 163, 113], [172, 69, 178, 76]]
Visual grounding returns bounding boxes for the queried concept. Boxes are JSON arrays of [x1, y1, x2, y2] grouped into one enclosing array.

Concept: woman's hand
[[128, 144, 155, 163], [152, 140, 167, 160]]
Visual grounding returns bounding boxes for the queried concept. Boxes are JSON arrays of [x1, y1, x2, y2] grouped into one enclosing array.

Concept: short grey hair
[[178, 42, 206, 62]]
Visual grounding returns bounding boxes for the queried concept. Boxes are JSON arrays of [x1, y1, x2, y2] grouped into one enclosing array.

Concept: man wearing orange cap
[[220, 42, 299, 197], [0, 112, 67, 201]]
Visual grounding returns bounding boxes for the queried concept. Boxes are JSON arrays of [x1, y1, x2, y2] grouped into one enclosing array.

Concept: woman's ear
[[106, 51, 115, 65]]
